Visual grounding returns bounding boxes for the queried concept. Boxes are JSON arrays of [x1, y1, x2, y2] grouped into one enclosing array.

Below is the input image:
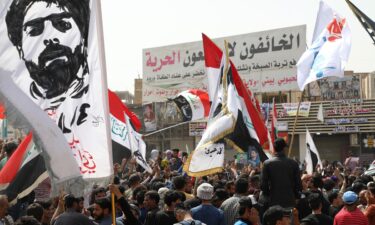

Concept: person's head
[[250, 150, 258, 159], [3, 142, 18, 158], [165, 150, 173, 160], [274, 138, 288, 153], [26, 203, 44, 222], [0, 195, 9, 219], [76, 196, 84, 212], [6, 0, 90, 99], [311, 173, 323, 190], [173, 176, 186, 191], [14, 216, 41, 225], [250, 175, 260, 189], [37, 199, 54, 224], [143, 191, 159, 210], [308, 193, 322, 212], [235, 178, 249, 195], [212, 188, 229, 208], [368, 181, 375, 195], [238, 197, 258, 221], [197, 183, 214, 202], [164, 190, 182, 209], [93, 197, 111, 220], [342, 191, 358, 210], [172, 148, 179, 158], [128, 174, 141, 188], [91, 187, 106, 204], [328, 191, 343, 207], [225, 181, 235, 196], [174, 203, 190, 222], [64, 194, 78, 210], [263, 205, 291, 225]]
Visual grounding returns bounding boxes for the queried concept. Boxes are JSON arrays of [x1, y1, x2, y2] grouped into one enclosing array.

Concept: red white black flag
[[172, 89, 210, 121]]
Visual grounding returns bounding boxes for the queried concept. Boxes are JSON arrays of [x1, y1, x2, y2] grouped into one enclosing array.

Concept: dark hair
[[235, 178, 249, 194], [263, 205, 287, 225], [136, 190, 146, 206], [6, 0, 90, 54], [95, 197, 112, 212], [323, 179, 335, 192], [36, 199, 52, 210], [129, 174, 141, 186], [164, 190, 181, 207], [3, 142, 18, 154], [173, 176, 186, 190], [64, 194, 78, 209], [26, 203, 43, 222], [15, 216, 41, 225], [328, 191, 339, 204], [274, 138, 287, 152], [308, 193, 321, 210], [225, 181, 235, 189], [311, 173, 323, 189], [238, 197, 253, 216], [133, 185, 147, 201], [145, 191, 160, 204], [172, 148, 179, 152]]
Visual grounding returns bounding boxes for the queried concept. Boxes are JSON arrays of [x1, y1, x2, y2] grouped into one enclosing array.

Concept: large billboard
[[143, 25, 306, 103]]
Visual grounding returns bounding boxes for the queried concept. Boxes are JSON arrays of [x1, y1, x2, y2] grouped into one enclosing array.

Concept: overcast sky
[[101, 0, 375, 94]]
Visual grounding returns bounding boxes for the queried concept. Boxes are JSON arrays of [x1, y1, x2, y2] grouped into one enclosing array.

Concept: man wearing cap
[[260, 138, 302, 208], [191, 183, 225, 225], [333, 191, 368, 225]]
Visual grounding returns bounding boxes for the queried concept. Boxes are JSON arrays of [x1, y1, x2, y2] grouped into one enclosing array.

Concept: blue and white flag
[[297, 1, 351, 91]]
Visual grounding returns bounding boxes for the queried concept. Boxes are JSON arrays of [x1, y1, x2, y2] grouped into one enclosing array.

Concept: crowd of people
[[0, 138, 374, 225]]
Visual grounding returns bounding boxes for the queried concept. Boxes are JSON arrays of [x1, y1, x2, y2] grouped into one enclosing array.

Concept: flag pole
[[288, 89, 305, 157], [143, 121, 192, 137], [111, 192, 116, 225]]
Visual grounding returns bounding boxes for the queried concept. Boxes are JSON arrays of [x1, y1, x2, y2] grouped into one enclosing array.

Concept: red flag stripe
[[202, 33, 222, 68], [108, 89, 141, 131], [188, 89, 210, 117], [0, 132, 33, 185]]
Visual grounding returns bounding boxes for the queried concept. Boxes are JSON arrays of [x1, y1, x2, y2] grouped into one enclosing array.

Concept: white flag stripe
[[125, 114, 152, 173], [305, 129, 323, 175], [317, 103, 324, 122]]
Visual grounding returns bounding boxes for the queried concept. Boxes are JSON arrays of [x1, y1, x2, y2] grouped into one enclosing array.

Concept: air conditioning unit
[[349, 133, 359, 146]]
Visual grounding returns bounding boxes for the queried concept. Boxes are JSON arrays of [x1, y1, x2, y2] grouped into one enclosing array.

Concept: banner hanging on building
[[281, 102, 311, 117], [143, 25, 306, 102]]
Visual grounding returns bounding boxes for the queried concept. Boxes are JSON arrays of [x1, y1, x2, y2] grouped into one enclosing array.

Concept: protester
[[263, 205, 291, 225], [260, 138, 302, 209], [333, 191, 368, 225], [191, 183, 224, 225], [174, 203, 206, 225], [155, 190, 182, 225], [234, 196, 260, 225], [143, 190, 160, 225], [301, 193, 333, 225]]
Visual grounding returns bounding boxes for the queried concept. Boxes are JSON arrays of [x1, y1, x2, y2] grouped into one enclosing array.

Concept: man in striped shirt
[[333, 191, 368, 225]]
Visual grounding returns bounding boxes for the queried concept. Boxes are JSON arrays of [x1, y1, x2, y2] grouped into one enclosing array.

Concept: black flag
[[345, 0, 375, 44]]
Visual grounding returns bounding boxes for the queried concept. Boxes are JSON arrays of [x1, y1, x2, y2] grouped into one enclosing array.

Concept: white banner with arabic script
[[282, 102, 311, 117], [0, 0, 112, 183], [143, 25, 306, 102]]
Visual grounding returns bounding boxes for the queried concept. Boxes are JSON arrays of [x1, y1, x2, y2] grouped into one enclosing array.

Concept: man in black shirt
[[301, 193, 333, 225], [155, 190, 182, 225], [143, 191, 160, 225]]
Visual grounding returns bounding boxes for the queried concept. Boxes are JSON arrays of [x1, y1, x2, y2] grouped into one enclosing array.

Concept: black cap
[[274, 138, 288, 152]]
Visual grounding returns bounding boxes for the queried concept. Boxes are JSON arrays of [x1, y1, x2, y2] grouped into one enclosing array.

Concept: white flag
[[305, 129, 323, 175], [125, 114, 152, 173], [0, 0, 113, 195], [297, 0, 351, 91], [317, 103, 324, 122]]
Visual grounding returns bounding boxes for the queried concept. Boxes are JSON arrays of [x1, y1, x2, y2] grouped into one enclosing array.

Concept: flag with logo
[[125, 114, 152, 173], [297, 0, 351, 91], [0, 133, 48, 204], [184, 36, 268, 177], [0, 0, 112, 195], [109, 89, 141, 162], [172, 89, 210, 121], [345, 0, 375, 45], [305, 129, 323, 174]]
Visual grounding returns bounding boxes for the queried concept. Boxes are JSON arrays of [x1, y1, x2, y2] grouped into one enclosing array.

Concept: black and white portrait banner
[[0, 0, 112, 195]]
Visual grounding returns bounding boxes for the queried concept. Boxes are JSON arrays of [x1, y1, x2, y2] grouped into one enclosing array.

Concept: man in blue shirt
[[191, 183, 225, 225]]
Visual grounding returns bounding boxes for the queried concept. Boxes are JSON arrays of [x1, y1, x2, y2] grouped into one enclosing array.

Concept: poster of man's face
[[6, 0, 90, 103]]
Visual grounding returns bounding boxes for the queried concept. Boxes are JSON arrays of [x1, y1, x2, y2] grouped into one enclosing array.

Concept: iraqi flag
[[172, 89, 210, 121], [0, 133, 48, 204], [184, 41, 268, 177], [108, 90, 141, 162], [305, 129, 323, 174], [297, 1, 351, 91]]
